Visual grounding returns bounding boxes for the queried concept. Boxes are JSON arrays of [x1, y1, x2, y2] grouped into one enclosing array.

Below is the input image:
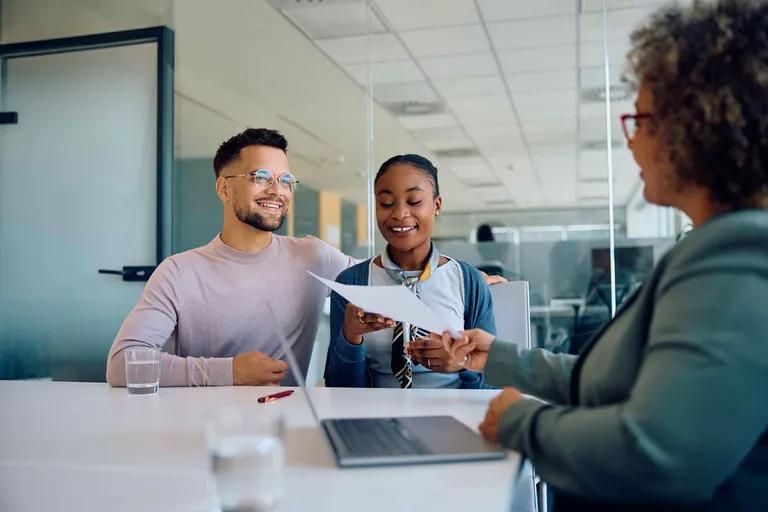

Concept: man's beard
[[235, 205, 285, 232]]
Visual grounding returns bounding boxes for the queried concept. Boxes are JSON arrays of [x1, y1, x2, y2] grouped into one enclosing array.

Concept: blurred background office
[[0, 0, 690, 382]]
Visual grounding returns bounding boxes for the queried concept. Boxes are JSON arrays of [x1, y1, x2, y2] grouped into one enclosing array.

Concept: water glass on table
[[124, 346, 161, 395], [206, 408, 285, 512]]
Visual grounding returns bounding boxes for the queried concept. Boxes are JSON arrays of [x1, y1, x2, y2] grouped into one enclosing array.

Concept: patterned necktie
[[381, 243, 440, 389]]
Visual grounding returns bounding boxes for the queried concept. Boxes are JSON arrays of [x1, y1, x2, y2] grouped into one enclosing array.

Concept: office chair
[[490, 281, 545, 512]]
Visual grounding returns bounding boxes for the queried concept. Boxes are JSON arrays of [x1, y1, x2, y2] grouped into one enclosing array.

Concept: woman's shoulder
[[446, 257, 484, 282], [666, 210, 768, 271], [335, 258, 372, 284]]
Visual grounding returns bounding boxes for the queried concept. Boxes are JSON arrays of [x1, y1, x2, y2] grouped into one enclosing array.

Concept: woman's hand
[[479, 388, 524, 442], [408, 331, 470, 372], [451, 328, 496, 372], [342, 303, 395, 345]]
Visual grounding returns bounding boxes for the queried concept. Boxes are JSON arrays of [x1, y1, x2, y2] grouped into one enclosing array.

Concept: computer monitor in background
[[588, 246, 654, 307]]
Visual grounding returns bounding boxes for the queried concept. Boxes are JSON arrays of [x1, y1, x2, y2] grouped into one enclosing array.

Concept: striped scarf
[[380, 243, 440, 389]]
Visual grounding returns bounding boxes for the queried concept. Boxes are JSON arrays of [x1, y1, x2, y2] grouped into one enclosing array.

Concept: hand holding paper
[[309, 272, 460, 337], [342, 303, 396, 345]]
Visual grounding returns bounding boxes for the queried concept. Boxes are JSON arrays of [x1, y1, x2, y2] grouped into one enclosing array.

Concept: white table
[[0, 382, 520, 511]]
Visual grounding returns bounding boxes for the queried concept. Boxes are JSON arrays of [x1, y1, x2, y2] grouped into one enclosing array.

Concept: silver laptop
[[267, 303, 507, 468]]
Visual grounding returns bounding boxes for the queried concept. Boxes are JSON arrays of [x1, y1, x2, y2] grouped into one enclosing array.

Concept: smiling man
[[106, 128, 355, 386]]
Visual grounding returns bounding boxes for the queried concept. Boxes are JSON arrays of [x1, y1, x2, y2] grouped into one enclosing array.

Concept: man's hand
[[232, 351, 288, 386], [479, 270, 507, 286], [479, 387, 524, 442]]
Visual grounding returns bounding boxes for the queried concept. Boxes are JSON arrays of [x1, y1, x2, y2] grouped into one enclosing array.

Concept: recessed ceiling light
[[581, 83, 635, 103], [434, 147, 480, 159], [385, 101, 444, 116]]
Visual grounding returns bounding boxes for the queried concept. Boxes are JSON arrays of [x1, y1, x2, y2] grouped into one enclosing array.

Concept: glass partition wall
[[0, 0, 689, 379]]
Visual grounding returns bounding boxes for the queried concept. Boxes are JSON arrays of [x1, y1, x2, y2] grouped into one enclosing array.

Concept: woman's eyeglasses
[[620, 113, 654, 142], [223, 168, 299, 192]]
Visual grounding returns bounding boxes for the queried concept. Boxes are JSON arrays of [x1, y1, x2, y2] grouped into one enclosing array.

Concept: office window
[[0, 0, 692, 380]]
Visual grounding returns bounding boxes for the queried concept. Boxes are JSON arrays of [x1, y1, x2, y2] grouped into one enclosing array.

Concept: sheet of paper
[[309, 272, 458, 336]]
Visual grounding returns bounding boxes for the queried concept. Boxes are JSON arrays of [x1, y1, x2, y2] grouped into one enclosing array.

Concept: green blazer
[[486, 210, 768, 511]]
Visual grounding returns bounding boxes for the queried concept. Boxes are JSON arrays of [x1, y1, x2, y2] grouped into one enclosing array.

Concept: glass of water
[[124, 346, 161, 395], [206, 407, 285, 512]]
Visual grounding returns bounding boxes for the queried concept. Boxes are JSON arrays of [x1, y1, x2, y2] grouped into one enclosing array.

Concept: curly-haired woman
[[412, 1, 768, 510]]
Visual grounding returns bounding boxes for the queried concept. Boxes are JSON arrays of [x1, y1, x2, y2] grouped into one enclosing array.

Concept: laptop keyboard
[[332, 418, 431, 457]]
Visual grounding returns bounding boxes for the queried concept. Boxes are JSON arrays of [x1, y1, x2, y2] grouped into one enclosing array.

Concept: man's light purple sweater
[[106, 234, 353, 386]]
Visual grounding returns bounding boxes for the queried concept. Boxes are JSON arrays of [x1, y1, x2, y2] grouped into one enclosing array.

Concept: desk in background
[[0, 382, 520, 511]]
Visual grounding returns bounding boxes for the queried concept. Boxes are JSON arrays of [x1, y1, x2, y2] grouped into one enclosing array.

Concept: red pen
[[257, 390, 294, 403]]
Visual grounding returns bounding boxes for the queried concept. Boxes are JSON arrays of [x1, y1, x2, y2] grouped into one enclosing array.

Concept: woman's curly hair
[[628, 0, 768, 209]]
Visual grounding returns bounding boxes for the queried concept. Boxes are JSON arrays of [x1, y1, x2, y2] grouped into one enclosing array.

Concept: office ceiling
[[264, 0, 677, 210]]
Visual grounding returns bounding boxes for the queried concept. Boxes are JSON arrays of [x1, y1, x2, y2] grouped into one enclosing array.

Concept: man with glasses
[[106, 128, 356, 386]]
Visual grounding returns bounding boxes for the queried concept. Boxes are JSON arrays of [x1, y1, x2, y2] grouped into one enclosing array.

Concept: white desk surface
[[0, 381, 520, 512]]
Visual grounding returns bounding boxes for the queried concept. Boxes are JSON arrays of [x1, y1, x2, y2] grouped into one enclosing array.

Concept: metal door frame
[[0, 26, 175, 262]]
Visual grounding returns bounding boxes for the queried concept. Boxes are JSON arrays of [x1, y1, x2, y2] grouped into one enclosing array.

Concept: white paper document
[[309, 272, 458, 336]]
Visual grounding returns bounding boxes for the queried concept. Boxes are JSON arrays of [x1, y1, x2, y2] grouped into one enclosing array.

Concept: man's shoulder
[[275, 234, 325, 251], [164, 241, 216, 267]]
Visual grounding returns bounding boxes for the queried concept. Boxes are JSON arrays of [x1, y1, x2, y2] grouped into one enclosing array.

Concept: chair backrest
[[489, 281, 531, 350], [305, 298, 331, 387]]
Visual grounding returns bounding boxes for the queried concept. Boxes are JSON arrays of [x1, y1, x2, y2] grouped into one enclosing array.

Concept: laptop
[[267, 303, 507, 468]]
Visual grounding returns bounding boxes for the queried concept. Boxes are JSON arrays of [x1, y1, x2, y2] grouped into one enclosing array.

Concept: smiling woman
[[324, 154, 497, 390]]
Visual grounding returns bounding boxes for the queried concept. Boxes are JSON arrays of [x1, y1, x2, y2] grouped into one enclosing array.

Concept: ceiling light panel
[[282, 2, 387, 39], [412, 126, 469, 139], [477, 0, 577, 22], [315, 33, 408, 64], [344, 59, 424, 85], [497, 46, 577, 74], [375, 0, 480, 31], [488, 16, 576, 50], [418, 53, 498, 80], [399, 25, 490, 58], [432, 75, 506, 99]]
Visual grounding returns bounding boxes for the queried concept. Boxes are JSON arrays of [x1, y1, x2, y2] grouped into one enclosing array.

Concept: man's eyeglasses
[[223, 168, 299, 192], [620, 113, 654, 142]]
